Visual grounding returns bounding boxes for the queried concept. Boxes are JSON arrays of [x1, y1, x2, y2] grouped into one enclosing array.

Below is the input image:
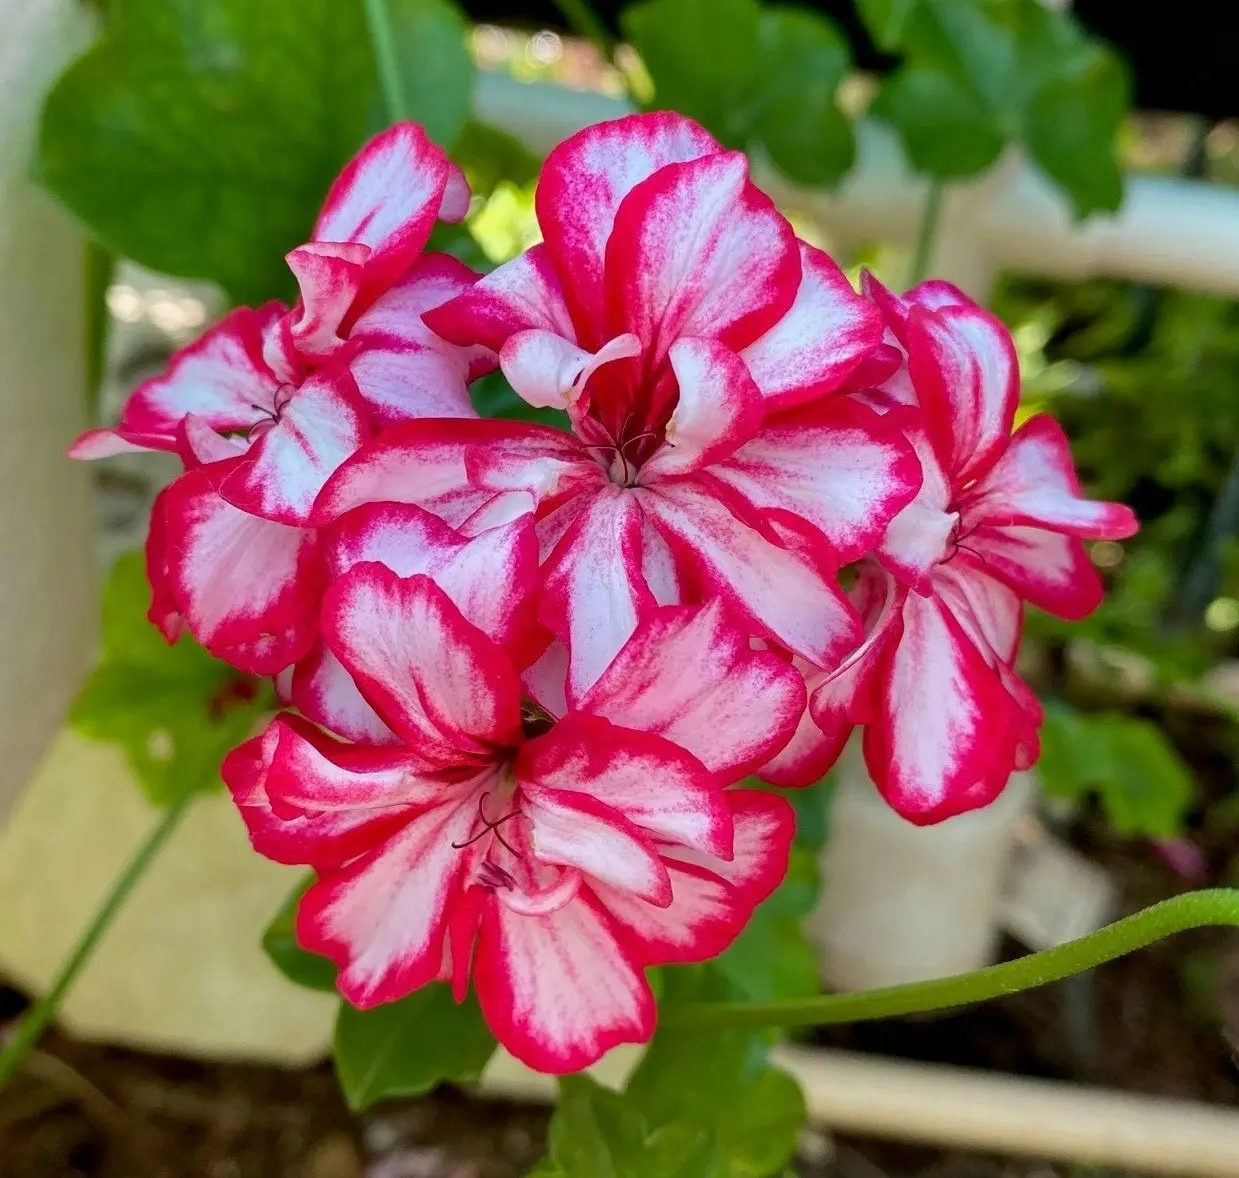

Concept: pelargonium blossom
[[314, 112, 922, 702], [71, 124, 491, 672], [769, 276, 1139, 822], [224, 566, 803, 1072]]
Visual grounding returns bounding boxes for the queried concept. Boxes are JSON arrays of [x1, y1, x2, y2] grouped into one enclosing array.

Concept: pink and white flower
[[71, 123, 491, 672], [315, 112, 921, 702], [223, 569, 803, 1073], [780, 276, 1139, 822]]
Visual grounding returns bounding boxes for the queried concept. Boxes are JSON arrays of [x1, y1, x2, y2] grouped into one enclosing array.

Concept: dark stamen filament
[[451, 792, 522, 855]]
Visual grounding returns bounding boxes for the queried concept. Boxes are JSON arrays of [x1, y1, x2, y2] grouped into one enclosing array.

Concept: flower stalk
[[664, 888, 1239, 1031], [907, 179, 945, 288], [0, 798, 191, 1088], [364, 0, 411, 124]]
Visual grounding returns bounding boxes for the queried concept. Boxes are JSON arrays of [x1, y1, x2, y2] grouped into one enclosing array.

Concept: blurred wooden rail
[[483, 1044, 1239, 1177]]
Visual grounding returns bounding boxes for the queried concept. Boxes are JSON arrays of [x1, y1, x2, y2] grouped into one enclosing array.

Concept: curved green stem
[[907, 179, 945, 287], [552, 0, 617, 62], [364, 0, 410, 123], [0, 799, 190, 1087], [664, 888, 1239, 1031]]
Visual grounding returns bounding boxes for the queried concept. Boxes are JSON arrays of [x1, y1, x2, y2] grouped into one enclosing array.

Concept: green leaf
[[871, 66, 1006, 178], [627, 977, 805, 1178], [858, 0, 1129, 210], [550, 1077, 723, 1178], [261, 876, 337, 992], [790, 774, 835, 851], [37, 0, 377, 303], [550, 1076, 648, 1178], [1022, 46, 1128, 219], [907, 0, 1020, 120], [621, 0, 762, 147], [855, 0, 920, 50], [69, 553, 270, 804], [378, 0, 474, 148], [1097, 716, 1195, 838], [333, 983, 497, 1111], [752, 8, 855, 188], [710, 846, 821, 1003], [525, 1161, 567, 1178], [641, 1126, 725, 1178], [1038, 704, 1195, 838]]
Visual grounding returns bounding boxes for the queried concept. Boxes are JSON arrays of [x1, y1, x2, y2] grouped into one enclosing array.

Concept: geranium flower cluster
[[72, 112, 1137, 1073]]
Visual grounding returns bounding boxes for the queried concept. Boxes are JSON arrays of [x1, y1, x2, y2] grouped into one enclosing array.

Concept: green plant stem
[[0, 799, 190, 1088], [552, 0, 617, 61], [664, 888, 1239, 1031], [906, 179, 945, 287], [364, 0, 410, 123]]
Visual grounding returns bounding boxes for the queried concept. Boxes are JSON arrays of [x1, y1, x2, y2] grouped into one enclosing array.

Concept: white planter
[[0, 0, 98, 825], [808, 737, 1035, 990]]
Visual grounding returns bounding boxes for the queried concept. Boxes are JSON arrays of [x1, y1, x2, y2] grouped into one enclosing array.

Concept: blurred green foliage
[[1038, 702, 1196, 838], [69, 553, 272, 805], [996, 278, 1239, 684], [863, 0, 1128, 216]]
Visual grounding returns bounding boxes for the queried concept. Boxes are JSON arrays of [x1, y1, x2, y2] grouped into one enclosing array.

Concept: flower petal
[[538, 486, 652, 706], [322, 566, 523, 758], [966, 523, 1104, 620], [145, 485, 185, 643], [325, 501, 538, 647], [662, 790, 794, 910], [297, 781, 486, 1007], [640, 337, 764, 479], [709, 396, 920, 563], [522, 783, 673, 907], [807, 564, 904, 748], [519, 642, 566, 725], [313, 122, 451, 305], [579, 597, 806, 779], [223, 714, 428, 867], [500, 329, 642, 412], [591, 860, 742, 966], [422, 243, 576, 352], [863, 589, 1019, 824], [860, 269, 972, 345], [440, 162, 471, 222], [69, 427, 166, 460], [473, 890, 656, 1073], [759, 692, 849, 787], [177, 414, 248, 467], [102, 304, 283, 449], [311, 417, 524, 526], [960, 414, 1138, 539], [536, 112, 720, 338], [874, 407, 958, 592], [519, 713, 732, 857], [219, 368, 369, 526], [905, 302, 1019, 485], [291, 642, 397, 746], [932, 555, 1022, 665], [740, 241, 884, 409], [285, 241, 370, 358], [161, 464, 322, 670], [637, 479, 861, 671], [348, 253, 493, 427], [463, 422, 602, 505], [605, 151, 799, 359]]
